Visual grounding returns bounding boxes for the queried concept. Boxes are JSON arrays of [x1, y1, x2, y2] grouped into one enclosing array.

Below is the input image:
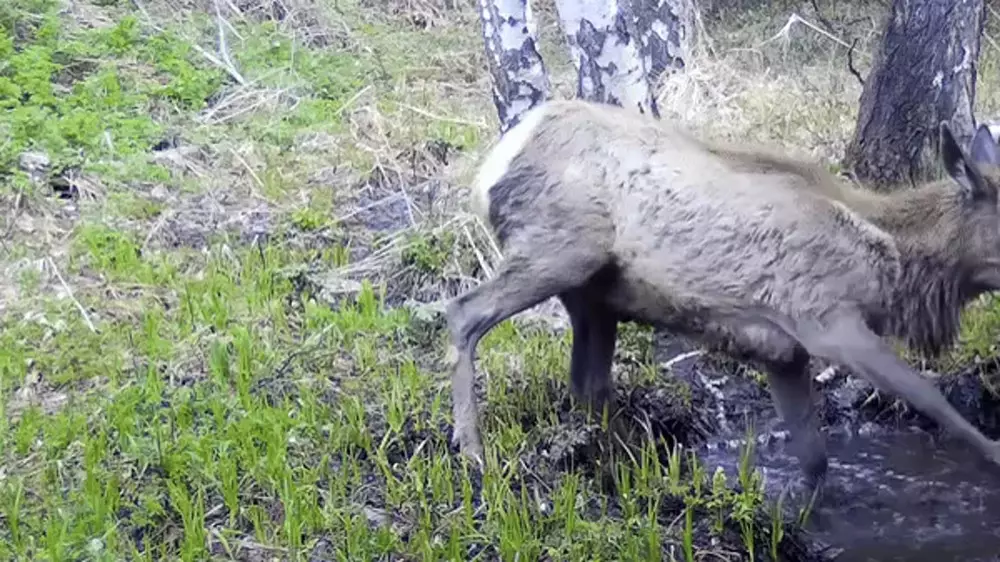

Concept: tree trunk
[[843, 0, 985, 191], [552, 0, 684, 117], [476, 0, 551, 133], [632, 0, 697, 87]]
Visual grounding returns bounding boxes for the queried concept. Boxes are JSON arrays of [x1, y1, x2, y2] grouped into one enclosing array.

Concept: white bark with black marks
[[477, 0, 551, 133], [553, 0, 658, 116], [633, 0, 696, 82]]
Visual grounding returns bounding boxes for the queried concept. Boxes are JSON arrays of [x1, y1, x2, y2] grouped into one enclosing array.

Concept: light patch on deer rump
[[471, 104, 551, 223]]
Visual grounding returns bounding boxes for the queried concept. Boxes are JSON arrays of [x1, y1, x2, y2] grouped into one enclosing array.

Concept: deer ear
[[940, 121, 990, 200], [970, 124, 1000, 168]]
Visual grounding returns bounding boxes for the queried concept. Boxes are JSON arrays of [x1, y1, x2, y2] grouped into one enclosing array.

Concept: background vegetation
[[2, 0, 1000, 559]]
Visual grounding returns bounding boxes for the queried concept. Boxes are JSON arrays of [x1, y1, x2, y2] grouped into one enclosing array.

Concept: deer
[[444, 98, 1000, 492]]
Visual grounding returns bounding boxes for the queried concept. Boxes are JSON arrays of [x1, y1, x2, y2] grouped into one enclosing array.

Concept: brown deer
[[445, 98, 1000, 491]]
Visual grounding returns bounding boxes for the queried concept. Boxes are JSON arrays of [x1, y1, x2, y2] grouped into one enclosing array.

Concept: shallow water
[[699, 428, 1000, 561]]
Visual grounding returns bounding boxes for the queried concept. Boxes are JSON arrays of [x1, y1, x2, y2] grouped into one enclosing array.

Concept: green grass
[[3, 0, 1000, 559]]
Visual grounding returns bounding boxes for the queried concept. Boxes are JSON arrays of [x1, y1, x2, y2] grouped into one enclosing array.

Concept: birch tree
[[551, 0, 696, 116], [476, 0, 551, 133], [844, 0, 986, 190], [476, 0, 697, 131]]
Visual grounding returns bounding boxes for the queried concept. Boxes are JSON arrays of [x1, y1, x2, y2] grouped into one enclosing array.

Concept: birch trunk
[[844, 0, 986, 191], [552, 0, 696, 117], [553, 0, 658, 116], [633, 0, 697, 85], [476, 0, 551, 132]]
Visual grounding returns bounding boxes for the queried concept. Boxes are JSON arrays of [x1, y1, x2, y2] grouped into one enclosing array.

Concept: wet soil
[[703, 430, 1000, 562], [650, 332, 1000, 561]]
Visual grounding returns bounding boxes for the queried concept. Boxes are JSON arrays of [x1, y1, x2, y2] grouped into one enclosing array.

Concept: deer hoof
[[453, 425, 485, 467]]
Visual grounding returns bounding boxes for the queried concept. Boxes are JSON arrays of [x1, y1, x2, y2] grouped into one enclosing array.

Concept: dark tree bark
[[476, 0, 551, 133], [844, 0, 986, 191]]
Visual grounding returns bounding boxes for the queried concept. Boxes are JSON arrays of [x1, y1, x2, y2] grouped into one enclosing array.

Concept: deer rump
[[448, 98, 1000, 491]]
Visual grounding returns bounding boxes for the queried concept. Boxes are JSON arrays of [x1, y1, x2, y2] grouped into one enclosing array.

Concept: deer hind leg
[[728, 324, 827, 491], [558, 282, 619, 414], [446, 245, 608, 464]]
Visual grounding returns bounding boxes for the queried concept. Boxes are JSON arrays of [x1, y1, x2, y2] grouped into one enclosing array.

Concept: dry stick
[[206, 88, 289, 125], [473, 215, 504, 264], [661, 350, 706, 370], [47, 257, 97, 333], [847, 38, 865, 86], [807, 0, 837, 36], [131, 0, 246, 86], [223, 0, 250, 22], [229, 148, 266, 199], [982, 28, 1000, 57], [399, 185, 417, 227], [334, 192, 408, 224], [213, 0, 247, 85], [397, 102, 488, 128], [760, 12, 865, 57], [0, 189, 23, 250], [461, 224, 493, 278], [141, 210, 174, 253], [334, 85, 372, 118]]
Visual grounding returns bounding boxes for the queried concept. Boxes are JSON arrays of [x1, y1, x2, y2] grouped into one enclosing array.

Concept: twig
[[200, 88, 291, 125], [398, 185, 417, 226], [461, 224, 493, 278], [847, 38, 865, 86], [661, 350, 705, 370], [982, 28, 1000, 56], [398, 102, 487, 128], [472, 214, 503, 264], [229, 148, 265, 199], [273, 322, 337, 377], [141, 209, 174, 253], [223, 0, 250, 22], [213, 0, 247, 85], [333, 192, 407, 223], [0, 188, 23, 250], [334, 85, 372, 118], [130, 0, 152, 21], [808, 0, 836, 36], [47, 257, 97, 333], [760, 13, 860, 54], [131, 0, 246, 86]]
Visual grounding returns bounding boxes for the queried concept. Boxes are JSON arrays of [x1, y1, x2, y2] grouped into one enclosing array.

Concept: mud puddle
[[699, 428, 1000, 561]]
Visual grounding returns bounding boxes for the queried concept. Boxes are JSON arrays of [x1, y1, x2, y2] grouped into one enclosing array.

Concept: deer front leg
[[797, 312, 1000, 469]]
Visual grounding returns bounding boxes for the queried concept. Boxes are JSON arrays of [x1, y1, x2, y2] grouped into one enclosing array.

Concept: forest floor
[[3, 0, 1000, 560]]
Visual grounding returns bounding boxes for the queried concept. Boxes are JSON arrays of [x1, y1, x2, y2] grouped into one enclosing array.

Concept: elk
[[445, 98, 1000, 490]]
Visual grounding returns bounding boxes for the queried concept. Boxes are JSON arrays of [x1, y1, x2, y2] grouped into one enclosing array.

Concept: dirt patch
[[143, 191, 272, 250]]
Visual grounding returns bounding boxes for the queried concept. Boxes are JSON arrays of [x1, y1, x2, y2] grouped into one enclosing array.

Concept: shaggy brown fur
[[447, 98, 1000, 491]]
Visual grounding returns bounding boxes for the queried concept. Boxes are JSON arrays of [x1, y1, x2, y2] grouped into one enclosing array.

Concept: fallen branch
[[213, 0, 247, 86], [131, 0, 247, 86], [760, 12, 861, 54], [847, 38, 865, 86], [47, 257, 97, 333]]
